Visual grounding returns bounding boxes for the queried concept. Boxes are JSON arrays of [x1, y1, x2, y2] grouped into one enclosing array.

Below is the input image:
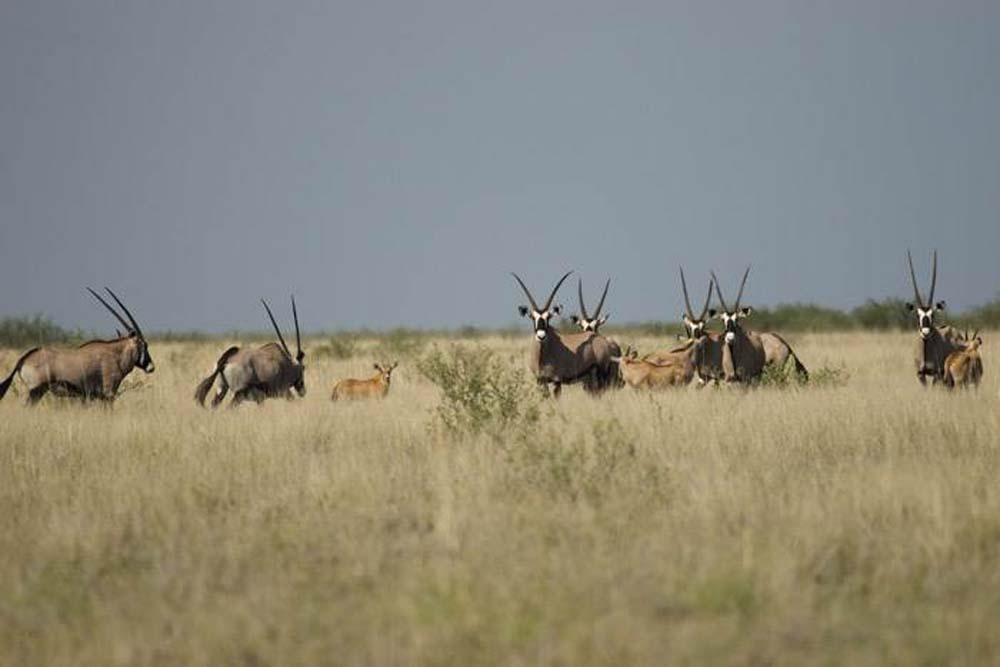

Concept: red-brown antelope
[[944, 330, 983, 389], [906, 250, 961, 386], [194, 297, 306, 407], [512, 271, 617, 397], [709, 267, 766, 383], [331, 362, 398, 401], [0, 287, 155, 405], [613, 346, 695, 390]]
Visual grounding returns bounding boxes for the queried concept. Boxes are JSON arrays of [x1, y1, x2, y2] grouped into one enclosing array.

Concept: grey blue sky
[[2, 0, 998, 332]]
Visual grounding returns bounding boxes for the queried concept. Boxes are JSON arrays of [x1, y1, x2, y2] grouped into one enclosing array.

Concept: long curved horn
[[929, 250, 938, 304], [577, 278, 589, 320], [700, 277, 714, 320], [104, 287, 144, 338], [291, 295, 303, 362], [906, 250, 926, 307], [511, 273, 540, 312], [87, 287, 133, 334], [261, 299, 292, 358], [679, 267, 695, 319], [710, 271, 730, 312], [594, 278, 610, 317], [543, 271, 573, 311], [734, 266, 751, 311]]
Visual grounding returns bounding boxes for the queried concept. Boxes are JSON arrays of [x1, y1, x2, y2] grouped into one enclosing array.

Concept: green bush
[[417, 345, 541, 439], [758, 360, 850, 388], [0, 315, 77, 348], [850, 298, 911, 331]]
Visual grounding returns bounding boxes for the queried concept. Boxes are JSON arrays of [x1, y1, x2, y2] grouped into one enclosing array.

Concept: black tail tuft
[[793, 355, 809, 381], [0, 348, 40, 401], [194, 346, 240, 407]]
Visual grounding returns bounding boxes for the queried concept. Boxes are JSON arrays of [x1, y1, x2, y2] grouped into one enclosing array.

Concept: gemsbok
[[663, 267, 726, 386], [571, 277, 622, 389], [943, 331, 983, 389], [613, 346, 695, 390], [331, 362, 398, 401], [905, 250, 961, 386], [709, 267, 766, 384], [0, 287, 155, 405], [512, 271, 617, 396], [194, 297, 306, 407]]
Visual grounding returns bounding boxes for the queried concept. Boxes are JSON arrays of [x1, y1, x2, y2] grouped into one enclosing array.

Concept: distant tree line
[[1, 295, 998, 347]]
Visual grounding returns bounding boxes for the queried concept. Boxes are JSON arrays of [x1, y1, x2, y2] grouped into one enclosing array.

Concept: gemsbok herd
[[0, 251, 987, 408]]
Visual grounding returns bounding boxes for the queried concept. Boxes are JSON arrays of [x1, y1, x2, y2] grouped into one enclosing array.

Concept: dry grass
[[1, 331, 998, 666]]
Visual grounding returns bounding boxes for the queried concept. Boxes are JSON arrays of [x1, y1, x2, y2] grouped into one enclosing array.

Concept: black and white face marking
[[520, 305, 562, 341], [135, 337, 155, 373], [906, 300, 946, 339], [711, 307, 751, 344], [682, 315, 706, 340], [572, 314, 609, 333]]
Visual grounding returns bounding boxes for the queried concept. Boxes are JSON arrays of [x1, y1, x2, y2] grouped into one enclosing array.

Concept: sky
[[1, 0, 999, 333]]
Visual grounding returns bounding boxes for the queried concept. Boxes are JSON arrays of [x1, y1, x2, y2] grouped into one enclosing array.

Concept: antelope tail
[[791, 352, 809, 380], [0, 348, 40, 401], [194, 346, 240, 407]]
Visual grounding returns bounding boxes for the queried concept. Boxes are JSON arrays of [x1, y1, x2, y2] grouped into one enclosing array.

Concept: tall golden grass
[[0, 331, 997, 665]]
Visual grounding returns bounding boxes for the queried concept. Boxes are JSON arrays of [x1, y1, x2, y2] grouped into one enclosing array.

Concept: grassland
[[1, 331, 998, 666]]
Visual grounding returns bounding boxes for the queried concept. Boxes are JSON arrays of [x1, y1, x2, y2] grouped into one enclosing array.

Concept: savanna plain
[[1, 331, 998, 666]]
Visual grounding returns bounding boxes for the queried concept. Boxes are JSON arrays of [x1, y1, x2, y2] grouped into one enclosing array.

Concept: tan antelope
[[194, 297, 306, 407], [512, 271, 617, 397], [905, 250, 961, 386], [613, 346, 695, 389], [331, 362, 398, 401], [570, 277, 622, 389], [943, 330, 983, 389], [709, 267, 766, 383], [0, 287, 155, 405]]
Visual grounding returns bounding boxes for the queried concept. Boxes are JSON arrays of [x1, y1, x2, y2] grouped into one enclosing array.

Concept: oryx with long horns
[[194, 296, 306, 407], [709, 267, 767, 383], [905, 250, 961, 386], [571, 277, 622, 389], [512, 271, 617, 397], [0, 287, 155, 405]]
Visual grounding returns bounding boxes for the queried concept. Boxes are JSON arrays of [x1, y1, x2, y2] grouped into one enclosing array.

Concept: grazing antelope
[[905, 250, 961, 386], [512, 271, 617, 397], [0, 287, 155, 405], [194, 297, 306, 407], [709, 267, 766, 384], [331, 362, 398, 401], [944, 331, 983, 389], [571, 277, 622, 389], [613, 346, 695, 390]]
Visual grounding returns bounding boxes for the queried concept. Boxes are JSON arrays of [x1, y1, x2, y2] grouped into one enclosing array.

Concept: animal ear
[[552, 304, 563, 315], [708, 309, 718, 318], [373, 363, 381, 371], [905, 302, 915, 311], [598, 314, 609, 325], [936, 300, 946, 310], [570, 315, 580, 324], [740, 307, 753, 317], [518, 305, 529, 317], [391, 361, 399, 369]]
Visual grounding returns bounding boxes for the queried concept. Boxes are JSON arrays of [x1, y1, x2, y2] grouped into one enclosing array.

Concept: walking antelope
[[613, 346, 695, 389], [513, 271, 617, 396], [944, 331, 983, 389], [709, 267, 766, 383], [194, 297, 306, 407], [906, 250, 961, 386], [331, 362, 398, 401], [0, 287, 155, 405], [571, 277, 622, 389]]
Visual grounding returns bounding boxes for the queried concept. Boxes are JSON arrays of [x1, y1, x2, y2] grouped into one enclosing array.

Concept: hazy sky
[[2, 0, 999, 332]]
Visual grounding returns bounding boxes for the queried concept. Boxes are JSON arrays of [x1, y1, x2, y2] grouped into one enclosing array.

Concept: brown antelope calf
[[331, 362, 398, 401], [612, 346, 695, 390], [944, 331, 983, 389]]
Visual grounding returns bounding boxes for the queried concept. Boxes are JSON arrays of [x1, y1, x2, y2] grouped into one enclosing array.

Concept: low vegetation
[[0, 331, 998, 665]]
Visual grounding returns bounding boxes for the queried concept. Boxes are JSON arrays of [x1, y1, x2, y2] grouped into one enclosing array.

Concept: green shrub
[[375, 327, 427, 360], [850, 298, 911, 331], [417, 345, 541, 439], [758, 360, 849, 388], [313, 334, 361, 360], [0, 315, 77, 348]]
